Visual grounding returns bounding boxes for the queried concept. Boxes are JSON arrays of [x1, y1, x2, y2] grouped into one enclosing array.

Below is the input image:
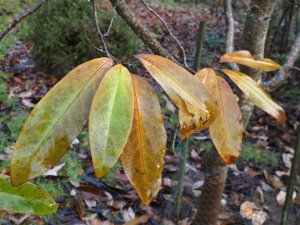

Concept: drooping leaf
[[179, 101, 211, 140], [0, 175, 57, 215], [89, 64, 134, 178], [179, 68, 220, 139], [136, 54, 217, 124], [220, 51, 282, 71], [11, 58, 113, 186], [221, 69, 287, 124], [194, 68, 243, 163], [121, 75, 166, 205]]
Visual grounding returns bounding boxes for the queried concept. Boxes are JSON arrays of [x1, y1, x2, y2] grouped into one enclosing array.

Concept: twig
[[0, 0, 48, 41], [83, 27, 105, 53], [141, 0, 191, 71], [280, 126, 300, 225], [194, 22, 206, 71], [104, 7, 117, 37], [172, 122, 179, 158], [174, 138, 189, 217], [224, 0, 239, 71], [91, 0, 111, 58], [264, 31, 300, 91], [109, 0, 175, 61]]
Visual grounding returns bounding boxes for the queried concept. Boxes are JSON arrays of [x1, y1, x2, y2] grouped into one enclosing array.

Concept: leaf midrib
[[132, 78, 146, 176], [101, 66, 123, 166]]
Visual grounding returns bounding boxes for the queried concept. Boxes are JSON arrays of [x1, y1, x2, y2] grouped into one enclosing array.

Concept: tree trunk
[[240, 0, 276, 126], [193, 148, 228, 225], [193, 1, 276, 224]]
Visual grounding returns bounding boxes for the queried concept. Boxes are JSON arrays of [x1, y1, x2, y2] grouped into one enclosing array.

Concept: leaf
[[89, 64, 134, 178], [221, 69, 287, 124], [121, 75, 166, 205], [136, 54, 216, 123], [179, 101, 211, 140], [220, 51, 282, 71], [198, 68, 243, 163], [11, 58, 113, 186], [0, 175, 57, 215]]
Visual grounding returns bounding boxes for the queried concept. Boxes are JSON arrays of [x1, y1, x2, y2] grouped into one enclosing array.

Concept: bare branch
[[91, 0, 111, 58], [264, 32, 300, 91], [104, 7, 117, 37], [83, 27, 105, 53], [0, 0, 47, 41], [141, 0, 191, 71], [109, 0, 174, 61], [224, 0, 239, 71]]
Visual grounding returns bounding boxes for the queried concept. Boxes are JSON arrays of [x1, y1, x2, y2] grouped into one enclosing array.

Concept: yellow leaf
[[221, 69, 287, 124], [220, 51, 282, 71], [89, 64, 134, 178], [121, 75, 166, 205], [136, 54, 217, 123], [11, 58, 113, 186], [197, 68, 243, 164]]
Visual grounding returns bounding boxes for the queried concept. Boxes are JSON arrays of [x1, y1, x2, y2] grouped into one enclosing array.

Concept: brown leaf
[[123, 215, 150, 225]]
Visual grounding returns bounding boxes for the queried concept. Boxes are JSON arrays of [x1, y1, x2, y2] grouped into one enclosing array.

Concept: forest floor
[[0, 1, 300, 225]]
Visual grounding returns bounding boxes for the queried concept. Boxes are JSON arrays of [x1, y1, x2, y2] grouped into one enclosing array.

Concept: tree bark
[[239, 0, 276, 126], [224, 0, 239, 71], [109, 0, 173, 60], [264, 31, 300, 91], [193, 148, 228, 225]]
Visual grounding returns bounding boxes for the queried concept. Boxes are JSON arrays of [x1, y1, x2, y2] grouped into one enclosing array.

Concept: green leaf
[[89, 64, 134, 178], [0, 175, 57, 215], [11, 58, 113, 186]]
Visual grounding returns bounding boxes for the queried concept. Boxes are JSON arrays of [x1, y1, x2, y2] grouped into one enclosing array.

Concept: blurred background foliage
[[26, 0, 141, 75]]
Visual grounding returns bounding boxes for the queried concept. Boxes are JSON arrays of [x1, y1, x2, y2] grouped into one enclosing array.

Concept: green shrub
[[26, 0, 140, 75]]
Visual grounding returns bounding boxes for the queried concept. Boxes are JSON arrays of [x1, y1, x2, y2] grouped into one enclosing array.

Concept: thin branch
[[83, 27, 105, 53], [283, 0, 300, 7], [264, 31, 300, 91], [104, 7, 117, 37], [224, 0, 239, 71], [0, 0, 48, 41], [109, 0, 175, 61], [141, 0, 191, 71], [91, 0, 111, 58]]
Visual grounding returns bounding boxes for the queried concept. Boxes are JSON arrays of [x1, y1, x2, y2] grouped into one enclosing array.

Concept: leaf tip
[[277, 109, 287, 125], [220, 153, 240, 165]]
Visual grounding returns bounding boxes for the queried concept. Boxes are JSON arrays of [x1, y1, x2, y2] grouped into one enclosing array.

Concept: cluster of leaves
[[2, 50, 286, 215], [26, 0, 140, 75]]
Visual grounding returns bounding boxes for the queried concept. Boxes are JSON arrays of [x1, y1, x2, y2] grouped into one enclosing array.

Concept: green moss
[[35, 177, 67, 197], [60, 152, 83, 184], [237, 144, 279, 170]]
